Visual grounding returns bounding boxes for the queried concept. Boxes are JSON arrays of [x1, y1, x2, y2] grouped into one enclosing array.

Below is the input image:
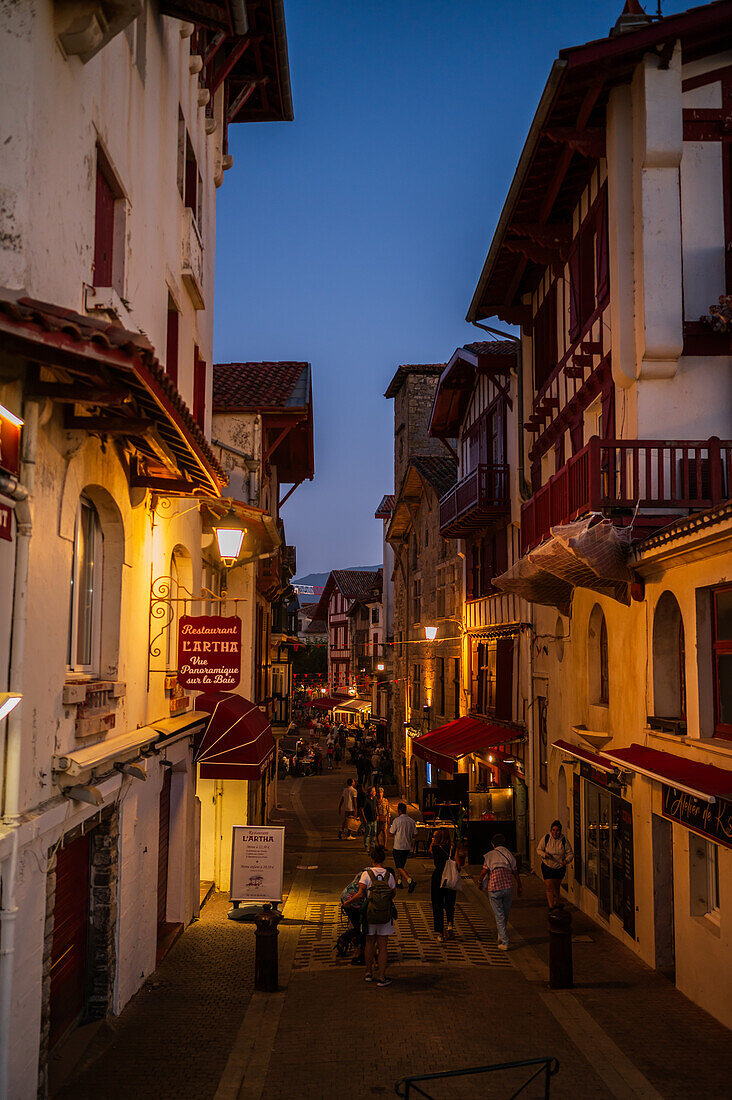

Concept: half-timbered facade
[[313, 570, 382, 694], [467, 0, 732, 1029]]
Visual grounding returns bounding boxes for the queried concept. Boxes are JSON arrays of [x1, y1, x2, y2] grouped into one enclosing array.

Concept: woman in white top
[[536, 820, 574, 908], [350, 844, 396, 987]]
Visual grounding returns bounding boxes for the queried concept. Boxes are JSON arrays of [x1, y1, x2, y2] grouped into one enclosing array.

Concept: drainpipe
[[0, 396, 38, 1100], [470, 321, 531, 501]]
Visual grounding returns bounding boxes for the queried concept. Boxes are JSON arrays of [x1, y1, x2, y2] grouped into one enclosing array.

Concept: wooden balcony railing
[[521, 436, 731, 553], [439, 464, 510, 538]]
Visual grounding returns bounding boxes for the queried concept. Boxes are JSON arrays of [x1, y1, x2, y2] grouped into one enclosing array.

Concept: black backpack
[[365, 868, 393, 924]]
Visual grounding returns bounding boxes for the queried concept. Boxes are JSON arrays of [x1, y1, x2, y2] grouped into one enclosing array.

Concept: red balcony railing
[[521, 436, 731, 553], [439, 464, 510, 538]]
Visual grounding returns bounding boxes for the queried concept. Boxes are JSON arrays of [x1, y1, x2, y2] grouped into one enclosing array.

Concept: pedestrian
[[338, 778, 358, 839], [478, 833, 522, 950], [349, 844, 396, 987], [376, 786, 390, 847], [371, 748, 382, 788], [326, 740, 334, 770], [361, 786, 379, 851], [537, 820, 574, 908], [389, 802, 417, 892], [429, 827, 460, 942], [334, 740, 343, 767]]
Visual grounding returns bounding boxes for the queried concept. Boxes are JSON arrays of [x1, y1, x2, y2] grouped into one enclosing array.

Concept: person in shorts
[[349, 844, 396, 987], [537, 820, 574, 908], [389, 802, 417, 892]]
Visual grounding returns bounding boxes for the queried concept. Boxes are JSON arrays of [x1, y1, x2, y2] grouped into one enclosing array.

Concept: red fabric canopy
[[554, 739, 617, 773], [194, 691, 274, 780], [411, 717, 524, 774], [602, 743, 732, 803], [310, 695, 346, 710]]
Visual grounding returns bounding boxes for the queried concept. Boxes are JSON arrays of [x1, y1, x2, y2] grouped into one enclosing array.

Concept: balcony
[[521, 436, 732, 553], [181, 208, 205, 310], [439, 464, 510, 538]]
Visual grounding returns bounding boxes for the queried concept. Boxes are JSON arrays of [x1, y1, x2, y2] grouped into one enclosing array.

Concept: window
[[68, 498, 103, 672], [569, 188, 609, 343], [166, 294, 179, 386], [652, 593, 686, 724], [538, 696, 548, 790], [437, 567, 445, 618], [372, 632, 378, 657], [193, 345, 206, 429], [183, 129, 202, 228], [588, 604, 609, 706], [436, 657, 445, 716], [424, 523, 429, 549], [468, 531, 507, 600], [690, 838, 720, 924], [452, 658, 460, 719], [93, 148, 123, 292], [473, 639, 513, 719], [412, 534, 418, 570], [712, 584, 732, 738], [371, 606, 379, 624], [413, 578, 421, 624], [412, 664, 421, 710]]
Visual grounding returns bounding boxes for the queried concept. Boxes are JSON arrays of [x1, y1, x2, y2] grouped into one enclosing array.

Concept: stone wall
[[392, 370, 447, 490]]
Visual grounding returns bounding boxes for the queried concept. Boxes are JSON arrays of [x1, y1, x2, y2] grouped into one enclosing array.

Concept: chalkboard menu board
[[573, 773, 582, 885], [612, 796, 635, 938]]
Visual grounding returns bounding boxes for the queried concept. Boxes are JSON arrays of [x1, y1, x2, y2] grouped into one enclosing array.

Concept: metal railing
[[395, 1056, 559, 1099]]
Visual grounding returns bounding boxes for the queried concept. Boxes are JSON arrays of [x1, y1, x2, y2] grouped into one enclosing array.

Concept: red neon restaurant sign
[[177, 615, 242, 690]]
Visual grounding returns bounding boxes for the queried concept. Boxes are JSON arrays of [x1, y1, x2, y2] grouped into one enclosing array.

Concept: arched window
[[653, 592, 686, 721], [588, 604, 609, 706], [68, 496, 103, 672]]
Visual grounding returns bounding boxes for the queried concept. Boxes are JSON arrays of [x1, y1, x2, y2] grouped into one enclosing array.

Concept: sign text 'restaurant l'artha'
[[177, 614, 242, 689]]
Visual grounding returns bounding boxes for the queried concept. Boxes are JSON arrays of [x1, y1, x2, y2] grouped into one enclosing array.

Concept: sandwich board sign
[[230, 825, 285, 904]]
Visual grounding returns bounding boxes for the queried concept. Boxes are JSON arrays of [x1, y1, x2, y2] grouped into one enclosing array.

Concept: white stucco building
[[0, 2, 294, 1094]]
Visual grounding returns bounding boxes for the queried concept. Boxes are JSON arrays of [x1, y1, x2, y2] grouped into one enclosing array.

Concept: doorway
[[411, 758, 419, 806], [652, 814, 676, 981], [49, 833, 91, 1049]]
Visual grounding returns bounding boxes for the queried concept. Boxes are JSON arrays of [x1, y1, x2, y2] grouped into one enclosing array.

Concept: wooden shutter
[[166, 303, 179, 386], [495, 637, 514, 721], [193, 347, 206, 428], [93, 164, 115, 288], [50, 833, 91, 1048], [601, 384, 615, 439], [157, 769, 172, 931], [569, 418, 584, 455], [596, 188, 610, 304], [568, 247, 581, 342]]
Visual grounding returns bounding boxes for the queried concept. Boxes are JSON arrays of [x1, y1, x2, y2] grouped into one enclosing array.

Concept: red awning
[[310, 694, 347, 710], [411, 717, 524, 774], [194, 691, 274, 780], [602, 743, 732, 804], [553, 739, 618, 774]]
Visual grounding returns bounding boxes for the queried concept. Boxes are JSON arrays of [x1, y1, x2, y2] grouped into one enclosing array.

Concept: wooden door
[[50, 833, 91, 1048], [157, 770, 172, 933]]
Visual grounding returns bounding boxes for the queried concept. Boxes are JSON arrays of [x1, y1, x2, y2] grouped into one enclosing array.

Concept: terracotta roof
[[299, 602, 320, 616], [212, 362, 309, 411], [0, 292, 225, 491], [384, 363, 445, 399], [410, 454, 458, 498], [634, 500, 732, 553], [375, 494, 396, 519], [430, 342, 517, 439], [462, 340, 517, 357], [312, 568, 382, 621], [305, 618, 327, 634]]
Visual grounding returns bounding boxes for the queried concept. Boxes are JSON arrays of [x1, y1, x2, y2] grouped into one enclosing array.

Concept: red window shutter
[[554, 434, 565, 470], [166, 306, 179, 386], [495, 527, 508, 577], [601, 384, 615, 439], [568, 246, 581, 342], [569, 418, 584, 455], [596, 188, 610, 304], [93, 165, 115, 287], [193, 347, 206, 428], [495, 637, 514, 721], [579, 221, 596, 327]]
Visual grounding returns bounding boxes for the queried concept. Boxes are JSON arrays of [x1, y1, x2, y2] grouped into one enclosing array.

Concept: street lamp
[[212, 511, 247, 567], [0, 693, 22, 722], [376, 662, 385, 671], [424, 625, 438, 641]]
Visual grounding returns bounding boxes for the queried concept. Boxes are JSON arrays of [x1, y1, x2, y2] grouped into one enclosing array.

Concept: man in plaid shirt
[[477, 834, 522, 950]]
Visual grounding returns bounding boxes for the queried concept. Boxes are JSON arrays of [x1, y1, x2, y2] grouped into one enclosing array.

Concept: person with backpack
[[349, 844, 396, 987], [537, 820, 574, 908], [478, 834, 522, 950]]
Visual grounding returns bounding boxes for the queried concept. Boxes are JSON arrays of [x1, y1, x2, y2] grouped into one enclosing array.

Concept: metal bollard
[[548, 903, 573, 989], [254, 905, 283, 992]]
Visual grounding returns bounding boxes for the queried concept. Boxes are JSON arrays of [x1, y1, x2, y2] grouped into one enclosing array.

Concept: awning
[[602, 744, 732, 805], [411, 717, 525, 775], [334, 698, 371, 714], [194, 691, 274, 780], [310, 695, 343, 710], [553, 739, 618, 774]]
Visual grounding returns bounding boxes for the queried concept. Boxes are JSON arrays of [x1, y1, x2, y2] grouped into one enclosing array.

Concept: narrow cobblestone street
[[53, 762, 732, 1100]]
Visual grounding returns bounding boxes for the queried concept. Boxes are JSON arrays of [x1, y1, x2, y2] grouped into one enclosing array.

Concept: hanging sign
[[229, 825, 285, 903], [662, 786, 732, 850], [177, 614, 242, 689], [0, 502, 12, 542]]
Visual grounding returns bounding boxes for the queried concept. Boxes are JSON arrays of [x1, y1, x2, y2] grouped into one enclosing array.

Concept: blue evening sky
[[214, 0, 688, 577]]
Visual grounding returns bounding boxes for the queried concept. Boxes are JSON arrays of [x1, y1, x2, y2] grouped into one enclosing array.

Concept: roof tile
[[212, 362, 309, 410]]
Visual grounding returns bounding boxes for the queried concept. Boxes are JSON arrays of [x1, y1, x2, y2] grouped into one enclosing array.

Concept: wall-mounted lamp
[[0, 693, 22, 722], [376, 662, 385, 671], [424, 626, 438, 641], [212, 507, 247, 566]]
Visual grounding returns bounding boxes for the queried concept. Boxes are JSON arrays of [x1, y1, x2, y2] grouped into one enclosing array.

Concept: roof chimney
[[610, 0, 654, 37]]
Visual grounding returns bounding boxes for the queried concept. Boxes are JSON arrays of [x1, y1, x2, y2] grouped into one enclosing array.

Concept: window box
[[64, 678, 125, 741]]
